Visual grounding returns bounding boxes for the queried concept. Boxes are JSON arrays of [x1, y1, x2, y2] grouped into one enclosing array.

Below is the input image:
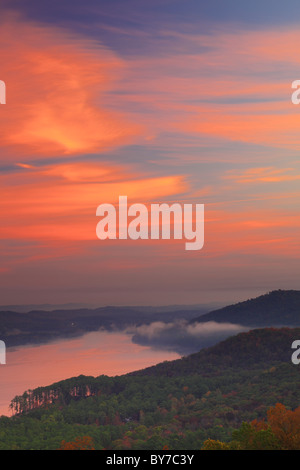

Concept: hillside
[[1, 327, 299, 450], [129, 327, 300, 376], [191, 290, 300, 327]]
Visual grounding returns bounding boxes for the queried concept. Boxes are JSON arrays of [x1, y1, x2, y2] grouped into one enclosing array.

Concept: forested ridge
[[192, 289, 300, 326], [1, 327, 299, 450]]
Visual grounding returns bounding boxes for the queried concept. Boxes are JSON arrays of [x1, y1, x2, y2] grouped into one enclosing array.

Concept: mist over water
[[129, 320, 250, 355]]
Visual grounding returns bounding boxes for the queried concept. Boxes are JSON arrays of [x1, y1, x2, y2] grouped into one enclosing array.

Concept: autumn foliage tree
[[202, 404, 300, 450], [265, 403, 300, 450], [59, 436, 95, 450]]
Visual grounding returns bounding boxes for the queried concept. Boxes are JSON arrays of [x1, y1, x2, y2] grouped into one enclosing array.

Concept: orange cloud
[[223, 167, 300, 184], [2, 18, 299, 161], [0, 15, 141, 159], [201, 206, 300, 259], [117, 27, 300, 151], [0, 162, 188, 242], [182, 107, 300, 150]]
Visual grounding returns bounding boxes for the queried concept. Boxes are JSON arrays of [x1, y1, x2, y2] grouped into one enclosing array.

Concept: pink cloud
[[0, 15, 141, 159]]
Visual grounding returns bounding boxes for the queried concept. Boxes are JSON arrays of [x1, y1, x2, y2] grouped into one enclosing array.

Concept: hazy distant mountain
[[0, 303, 93, 313], [191, 290, 300, 327], [0, 302, 222, 314], [2, 291, 299, 351], [0, 304, 216, 348]]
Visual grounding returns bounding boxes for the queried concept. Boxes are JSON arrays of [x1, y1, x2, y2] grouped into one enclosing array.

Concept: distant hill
[[0, 302, 219, 314], [191, 290, 300, 327], [2, 290, 299, 350], [0, 305, 210, 348], [0, 303, 93, 313]]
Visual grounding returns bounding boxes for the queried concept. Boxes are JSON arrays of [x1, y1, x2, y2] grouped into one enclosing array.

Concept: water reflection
[[0, 330, 179, 416]]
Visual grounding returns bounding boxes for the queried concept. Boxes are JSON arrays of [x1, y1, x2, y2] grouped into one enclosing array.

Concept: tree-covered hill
[[1, 327, 299, 450], [191, 290, 300, 327], [129, 327, 300, 376]]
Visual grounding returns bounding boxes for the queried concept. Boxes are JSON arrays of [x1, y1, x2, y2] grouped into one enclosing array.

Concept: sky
[[0, 0, 300, 306]]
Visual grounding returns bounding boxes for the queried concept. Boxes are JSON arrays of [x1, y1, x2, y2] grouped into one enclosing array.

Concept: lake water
[[0, 330, 180, 417]]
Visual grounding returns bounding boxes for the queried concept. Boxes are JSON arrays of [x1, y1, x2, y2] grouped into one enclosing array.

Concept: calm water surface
[[0, 330, 179, 416]]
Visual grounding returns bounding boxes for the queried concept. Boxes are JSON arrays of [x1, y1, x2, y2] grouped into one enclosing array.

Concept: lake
[[0, 330, 180, 416]]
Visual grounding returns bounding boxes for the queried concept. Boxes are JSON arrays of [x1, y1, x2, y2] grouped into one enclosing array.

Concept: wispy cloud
[[223, 167, 300, 184]]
